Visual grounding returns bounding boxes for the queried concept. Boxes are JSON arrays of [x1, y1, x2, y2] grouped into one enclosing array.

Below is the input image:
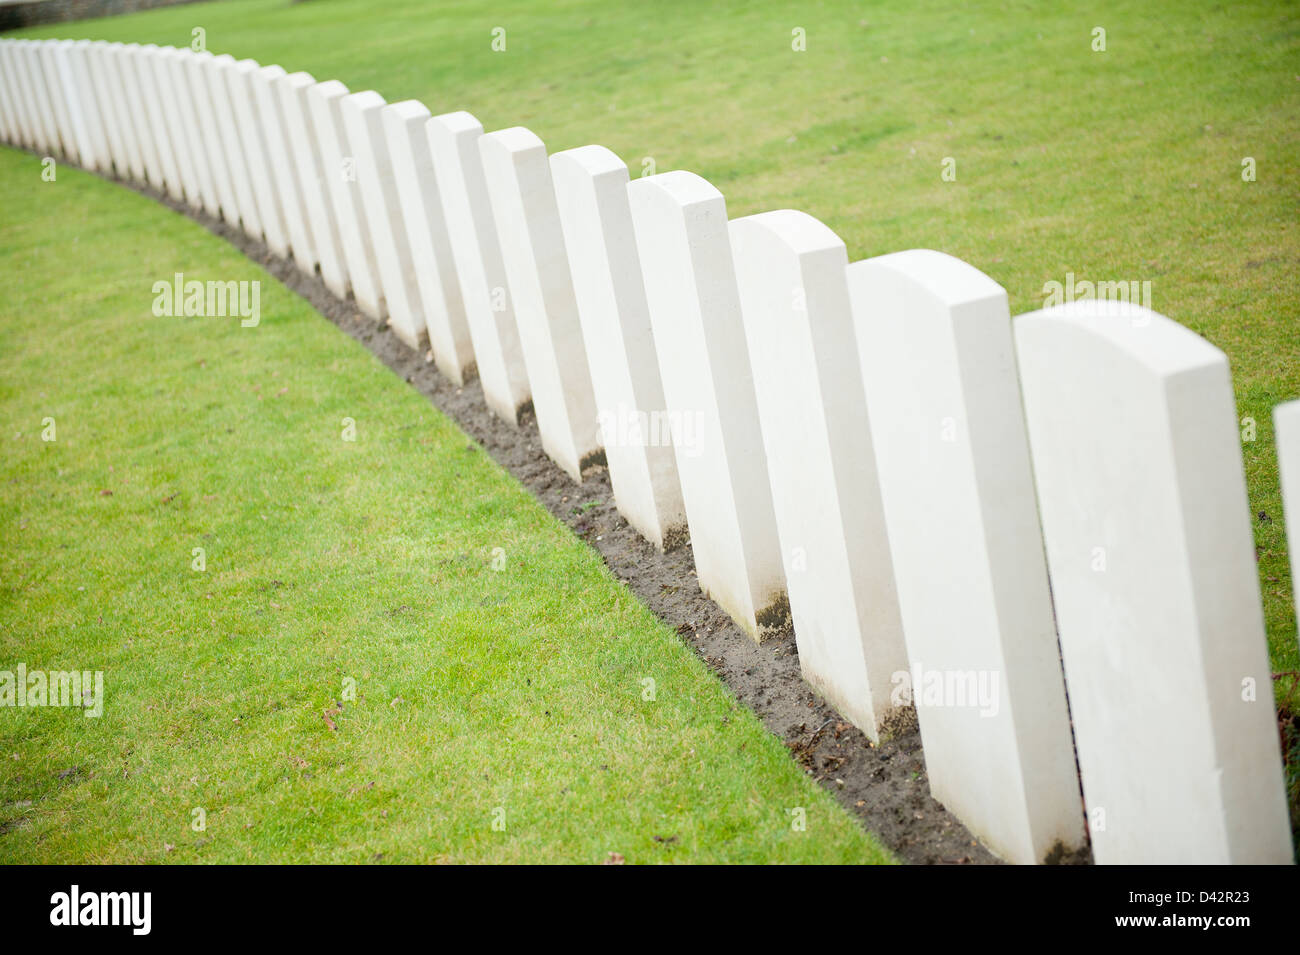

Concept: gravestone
[[1016, 300, 1292, 864], [187, 51, 240, 227], [54, 40, 96, 167], [0, 44, 17, 145], [228, 59, 289, 257], [122, 45, 171, 188], [207, 54, 263, 235], [165, 48, 220, 217], [104, 43, 147, 182], [730, 211, 910, 742], [426, 111, 531, 423], [278, 72, 348, 295], [1276, 400, 1300, 634], [381, 100, 476, 383], [253, 64, 316, 271], [6, 41, 38, 148], [83, 42, 129, 179], [14, 40, 47, 151], [551, 145, 688, 551], [626, 171, 788, 640], [0, 51, 11, 147], [29, 40, 65, 155], [0, 42, 33, 149], [137, 45, 184, 201], [846, 248, 1087, 862], [308, 79, 385, 319], [479, 127, 603, 482], [20, 41, 49, 152], [25, 41, 64, 155], [67, 41, 110, 172], [31, 41, 69, 158], [37, 42, 74, 162], [340, 90, 425, 348], [150, 47, 203, 209]]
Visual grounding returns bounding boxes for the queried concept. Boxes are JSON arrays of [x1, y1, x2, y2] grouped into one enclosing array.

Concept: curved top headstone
[[627, 170, 787, 639], [847, 248, 1086, 863], [731, 210, 908, 741], [1015, 300, 1290, 864]]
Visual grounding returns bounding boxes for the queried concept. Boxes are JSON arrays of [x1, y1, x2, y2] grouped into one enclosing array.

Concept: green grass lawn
[[3, 0, 1298, 859], [0, 148, 893, 863], [14, 0, 1298, 691]]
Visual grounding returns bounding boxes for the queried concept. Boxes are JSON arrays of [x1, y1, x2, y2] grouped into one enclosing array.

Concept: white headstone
[[551, 146, 688, 551], [20, 39, 52, 152], [15, 41, 48, 152], [426, 111, 531, 423], [150, 46, 203, 208], [12, 40, 45, 151], [381, 100, 475, 383], [21, 41, 62, 155], [136, 44, 185, 200], [729, 211, 910, 741], [1275, 400, 1300, 638], [34, 42, 72, 160], [0, 41, 13, 144], [118, 45, 161, 184], [0, 42, 33, 149], [0, 43, 17, 146], [97, 44, 137, 180], [23, 39, 53, 152], [83, 42, 130, 178], [207, 54, 264, 237], [228, 59, 289, 257], [112, 43, 150, 183], [308, 79, 385, 319], [626, 171, 788, 640], [1016, 301, 1292, 864], [479, 127, 603, 482], [279, 72, 349, 295], [166, 48, 220, 217], [0, 42, 18, 144], [27, 40, 64, 155], [0, 46, 13, 146], [252, 64, 315, 270], [846, 248, 1087, 862], [187, 51, 241, 227], [341, 90, 425, 347], [67, 41, 110, 171], [32, 43, 68, 159], [53, 41, 95, 167]]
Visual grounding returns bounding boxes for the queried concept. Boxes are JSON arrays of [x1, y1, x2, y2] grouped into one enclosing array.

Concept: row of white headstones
[[1, 36, 1296, 865]]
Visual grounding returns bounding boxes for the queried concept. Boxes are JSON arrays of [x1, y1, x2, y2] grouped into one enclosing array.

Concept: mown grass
[[0, 148, 893, 863], [4, 0, 1298, 855], [16, 0, 1298, 691]]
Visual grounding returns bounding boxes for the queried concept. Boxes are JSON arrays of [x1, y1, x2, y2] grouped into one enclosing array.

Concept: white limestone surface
[[278, 71, 348, 295], [730, 211, 910, 743], [1275, 400, 1300, 642], [381, 100, 475, 383], [1016, 301, 1292, 864], [341, 90, 425, 347], [847, 248, 1087, 862], [426, 110, 531, 423], [309, 79, 385, 319], [626, 171, 787, 640], [551, 145, 688, 551], [480, 126, 603, 481]]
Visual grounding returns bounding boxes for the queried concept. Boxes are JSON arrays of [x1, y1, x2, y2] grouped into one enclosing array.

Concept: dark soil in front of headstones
[[101, 167, 1080, 865]]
